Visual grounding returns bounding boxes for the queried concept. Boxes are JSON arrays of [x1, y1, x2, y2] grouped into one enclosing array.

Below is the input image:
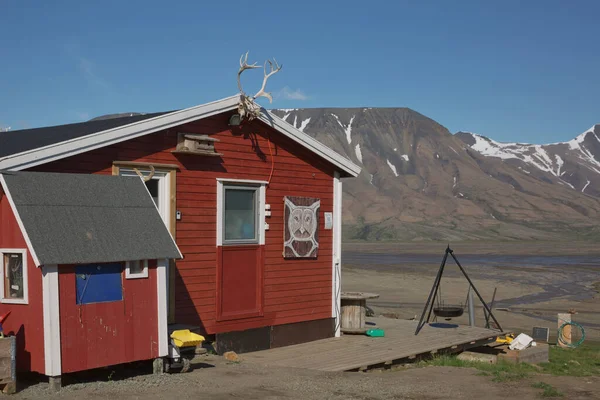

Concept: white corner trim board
[[42, 265, 61, 377], [157, 259, 169, 357], [332, 172, 343, 337], [0, 175, 42, 267]]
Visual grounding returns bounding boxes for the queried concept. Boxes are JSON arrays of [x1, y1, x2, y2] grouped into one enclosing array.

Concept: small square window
[[76, 263, 123, 304], [1, 249, 28, 304], [126, 260, 149, 279], [223, 186, 258, 244]]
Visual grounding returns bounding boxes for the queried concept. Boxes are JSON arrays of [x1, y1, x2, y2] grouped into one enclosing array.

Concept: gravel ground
[[8, 356, 600, 400]]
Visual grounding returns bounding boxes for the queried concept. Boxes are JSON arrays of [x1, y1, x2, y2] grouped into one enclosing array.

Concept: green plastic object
[[366, 328, 385, 337]]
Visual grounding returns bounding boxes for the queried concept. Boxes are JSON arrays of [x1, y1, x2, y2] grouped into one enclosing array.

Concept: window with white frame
[[125, 260, 149, 279], [0, 249, 28, 304], [222, 185, 260, 244]]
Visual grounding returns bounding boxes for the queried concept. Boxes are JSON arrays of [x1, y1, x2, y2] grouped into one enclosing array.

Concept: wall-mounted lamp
[[228, 114, 242, 126]]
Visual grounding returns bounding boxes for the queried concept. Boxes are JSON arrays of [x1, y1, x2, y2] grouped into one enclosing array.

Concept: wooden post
[[557, 313, 571, 347]]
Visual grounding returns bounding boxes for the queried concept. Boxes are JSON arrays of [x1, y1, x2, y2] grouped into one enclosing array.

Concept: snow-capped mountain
[[456, 125, 600, 197], [271, 108, 600, 241]]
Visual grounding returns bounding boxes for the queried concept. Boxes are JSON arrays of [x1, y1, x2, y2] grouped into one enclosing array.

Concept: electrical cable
[[334, 261, 341, 334], [267, 136, 275, 185]]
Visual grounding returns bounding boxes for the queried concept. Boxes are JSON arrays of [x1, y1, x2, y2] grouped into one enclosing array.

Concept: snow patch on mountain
[[345, 116, 355, 144], [354, 143, 363, 163], [467, 133, 579, 179], [330, 114, 355, 144], [387, 159, 399, 177], [401, 154, 409, 162], [582, 179, 591, 193], [331, 113, 343, 128], [298, 118, 311, 132]]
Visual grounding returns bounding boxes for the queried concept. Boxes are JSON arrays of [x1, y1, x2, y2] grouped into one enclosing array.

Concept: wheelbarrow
[[166, 329, 205, 373]]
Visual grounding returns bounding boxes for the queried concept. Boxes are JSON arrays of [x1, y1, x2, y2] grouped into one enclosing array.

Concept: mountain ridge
[[271, 107, 600, 241]]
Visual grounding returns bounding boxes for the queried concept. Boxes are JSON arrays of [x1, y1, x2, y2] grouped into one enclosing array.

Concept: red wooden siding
[[33, 112, 335, 334], [217, 245, 263, 321], [0, 194, 45, 373], [58, 261, 158, 373]]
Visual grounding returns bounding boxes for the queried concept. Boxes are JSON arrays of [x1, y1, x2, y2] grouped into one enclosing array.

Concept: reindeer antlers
[[252, 58, 282, 103], [237, 52, 261, 94], [237, 52, 282, 103]]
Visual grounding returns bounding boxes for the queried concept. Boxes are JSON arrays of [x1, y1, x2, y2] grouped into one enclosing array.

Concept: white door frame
[[119, 168, 171, 228]]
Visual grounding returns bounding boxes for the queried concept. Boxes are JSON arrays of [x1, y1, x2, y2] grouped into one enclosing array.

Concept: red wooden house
[[0, 95, 360, 380]]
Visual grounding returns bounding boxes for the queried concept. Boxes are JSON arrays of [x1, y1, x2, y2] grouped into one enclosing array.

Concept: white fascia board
[[257, 110, 361, 177], [0, 96, 240, 171], [332, 172, 343, 337]]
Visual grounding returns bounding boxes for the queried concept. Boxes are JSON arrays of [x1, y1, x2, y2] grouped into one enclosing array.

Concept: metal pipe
[[415, 246, 449, 335], [468, 288, 475, 327], [485, 287, 497, 329], [448, 249, 503, 332]]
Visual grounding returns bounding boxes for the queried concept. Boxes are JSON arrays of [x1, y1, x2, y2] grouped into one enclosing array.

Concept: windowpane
[[224, 188, 256, 242], [4, 253, 24, 299], [145, 179, 159, 207], [129, 260, 144, 274]]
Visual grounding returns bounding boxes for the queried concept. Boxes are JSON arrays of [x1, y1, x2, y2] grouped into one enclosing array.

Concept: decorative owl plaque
[[284, 196, 320, 258]]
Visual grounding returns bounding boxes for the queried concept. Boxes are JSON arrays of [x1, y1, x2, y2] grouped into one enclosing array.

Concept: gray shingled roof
[[0, 171, 182, 265]]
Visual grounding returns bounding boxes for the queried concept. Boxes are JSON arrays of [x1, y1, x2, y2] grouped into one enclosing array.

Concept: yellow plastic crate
[[170, 329, 205, 348]]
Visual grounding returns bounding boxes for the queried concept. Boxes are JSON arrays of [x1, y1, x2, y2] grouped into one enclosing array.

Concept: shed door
[[216, 183, 264, 321]]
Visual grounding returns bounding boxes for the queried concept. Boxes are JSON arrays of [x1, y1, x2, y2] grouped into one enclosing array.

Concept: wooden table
[[340, 292, 379, 334]]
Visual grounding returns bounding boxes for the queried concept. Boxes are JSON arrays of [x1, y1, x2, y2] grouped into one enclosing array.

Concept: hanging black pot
[[433, 306, 464, 318]]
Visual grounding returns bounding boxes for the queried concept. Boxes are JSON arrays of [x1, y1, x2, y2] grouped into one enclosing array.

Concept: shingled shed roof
[[0, 171, 182, 266]]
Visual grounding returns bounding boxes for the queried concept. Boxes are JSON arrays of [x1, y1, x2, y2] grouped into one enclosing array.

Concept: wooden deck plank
[[242, 317, 505, 371]]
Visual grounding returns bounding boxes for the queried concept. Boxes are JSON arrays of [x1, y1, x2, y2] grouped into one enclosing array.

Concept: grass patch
[[418, 343, 600, 382], [531, 382, 564, 397], [539, 344, 600, 377], [419, 354, 535, 382]]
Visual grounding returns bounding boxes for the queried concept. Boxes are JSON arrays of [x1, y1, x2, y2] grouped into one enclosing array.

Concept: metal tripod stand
[[414, 246, 503, 335]]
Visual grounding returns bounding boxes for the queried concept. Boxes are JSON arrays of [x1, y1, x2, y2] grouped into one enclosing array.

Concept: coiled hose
[[558, 321, 585, 348]]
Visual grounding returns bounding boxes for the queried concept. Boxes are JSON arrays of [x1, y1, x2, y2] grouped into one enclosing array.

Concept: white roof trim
[[0, 96, 240, 171], [258, 110, 361, 177], [0, 95, 361, 177]]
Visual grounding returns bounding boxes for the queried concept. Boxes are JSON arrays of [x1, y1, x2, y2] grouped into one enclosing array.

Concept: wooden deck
[[243, 317, 505, 372]]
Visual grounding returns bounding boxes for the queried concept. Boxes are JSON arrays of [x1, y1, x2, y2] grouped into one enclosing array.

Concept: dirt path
[[12, 357, 600, 399]]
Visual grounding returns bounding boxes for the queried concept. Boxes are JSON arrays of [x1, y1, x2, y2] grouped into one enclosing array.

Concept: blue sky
[[1, 0, 598, 143]]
